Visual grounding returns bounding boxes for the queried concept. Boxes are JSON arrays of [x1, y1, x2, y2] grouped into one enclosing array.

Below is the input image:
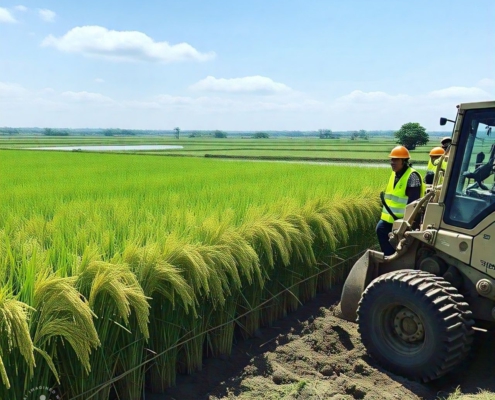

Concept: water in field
[[26, 145, 184, 151]]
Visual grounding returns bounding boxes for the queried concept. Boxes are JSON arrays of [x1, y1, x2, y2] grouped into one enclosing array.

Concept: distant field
[[0, 136, 435, 163]]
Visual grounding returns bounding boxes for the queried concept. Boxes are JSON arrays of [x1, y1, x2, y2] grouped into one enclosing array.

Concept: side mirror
[[440, 117, 455, 126]]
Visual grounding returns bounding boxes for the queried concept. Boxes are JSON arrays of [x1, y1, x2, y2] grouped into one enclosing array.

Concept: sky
[[0, 0, 494, 131]]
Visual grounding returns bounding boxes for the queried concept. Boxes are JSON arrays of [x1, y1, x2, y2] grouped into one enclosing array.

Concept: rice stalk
[[162, 235, 216, 374], [59, 259, 149, 400], [0, 288, 35, 398], [122, 242, 194, 394], [30, 271, 100, 398]]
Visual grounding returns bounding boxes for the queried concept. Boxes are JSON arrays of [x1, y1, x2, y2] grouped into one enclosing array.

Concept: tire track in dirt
[[149, 288, 495, 400]]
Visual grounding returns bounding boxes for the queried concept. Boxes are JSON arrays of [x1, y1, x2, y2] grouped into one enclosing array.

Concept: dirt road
[[149, 288, 495, 400]]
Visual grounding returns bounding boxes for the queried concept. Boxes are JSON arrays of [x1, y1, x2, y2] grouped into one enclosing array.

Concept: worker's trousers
[[376, 220, 395, 256]]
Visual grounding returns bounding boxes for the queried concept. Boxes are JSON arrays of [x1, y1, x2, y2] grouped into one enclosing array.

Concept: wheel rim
[[380, 305, 425, 355], [393, 308, 424, 342]]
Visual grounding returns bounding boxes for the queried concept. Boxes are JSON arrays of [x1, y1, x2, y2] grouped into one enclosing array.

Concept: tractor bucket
[[338, 250, 383, 322]]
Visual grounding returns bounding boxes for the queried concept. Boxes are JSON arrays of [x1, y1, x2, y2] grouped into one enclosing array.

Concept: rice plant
[[0, 150, 387, 397]]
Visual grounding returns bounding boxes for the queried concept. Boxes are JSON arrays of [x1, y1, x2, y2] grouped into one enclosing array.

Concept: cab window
[[444, 108, 495, 228]]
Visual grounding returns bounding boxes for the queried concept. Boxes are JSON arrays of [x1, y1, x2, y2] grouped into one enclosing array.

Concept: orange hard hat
[[441, 136, 452, 145], [429, 146, 445, 156], [388, 146, 410, 159]]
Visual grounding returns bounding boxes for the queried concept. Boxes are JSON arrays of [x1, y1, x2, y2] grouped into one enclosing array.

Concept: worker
[[425, 146, 445, 184], [376, 146, 425, 256], [438, 136, 452, 170], [440, 136, 452, 153]]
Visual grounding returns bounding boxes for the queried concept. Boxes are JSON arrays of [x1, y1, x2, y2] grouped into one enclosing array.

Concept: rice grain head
[[0, 288, 35, 388]]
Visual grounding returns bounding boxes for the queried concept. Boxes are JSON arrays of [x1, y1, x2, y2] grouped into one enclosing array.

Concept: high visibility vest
[[433, 157, 448, 170], [427, 159, 436, 172], [433, 157, 448, 184], [380, 167, 425, 223]]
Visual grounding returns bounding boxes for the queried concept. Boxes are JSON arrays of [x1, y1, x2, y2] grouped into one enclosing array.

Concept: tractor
[[339, 100, 495, 382]]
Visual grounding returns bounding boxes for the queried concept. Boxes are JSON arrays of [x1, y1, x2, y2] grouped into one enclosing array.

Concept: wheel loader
[[339, 100, 495, 382]]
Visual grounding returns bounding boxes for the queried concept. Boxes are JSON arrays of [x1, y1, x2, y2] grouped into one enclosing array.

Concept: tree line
[[0, 124, 440, 148]]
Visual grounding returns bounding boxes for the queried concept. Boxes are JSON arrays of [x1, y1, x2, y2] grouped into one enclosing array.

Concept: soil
[[147, 288, 495, 400]]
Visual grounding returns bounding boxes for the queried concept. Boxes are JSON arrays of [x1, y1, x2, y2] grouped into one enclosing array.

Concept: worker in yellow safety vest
[[425, 146, 445, 184], [376, 146, 426, 256], [437, 136, 451, 170]]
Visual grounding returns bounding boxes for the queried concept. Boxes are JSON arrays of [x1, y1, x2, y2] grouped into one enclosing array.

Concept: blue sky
[[0, 0, 494, 131]]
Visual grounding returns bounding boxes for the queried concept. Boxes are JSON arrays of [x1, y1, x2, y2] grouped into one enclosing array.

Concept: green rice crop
[[0, 150, 388, 398]]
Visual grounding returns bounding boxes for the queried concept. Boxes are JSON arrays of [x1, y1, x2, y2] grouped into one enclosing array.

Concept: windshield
[[444, 108, 495, 228]]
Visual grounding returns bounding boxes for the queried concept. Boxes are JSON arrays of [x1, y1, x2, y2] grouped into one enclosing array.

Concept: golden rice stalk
[[32, 272, 100, 375], [162, 234, 214, 304], [160, 231, 245, 373], [239, 211, 294, 269], [197, 218, 263, 357], [21, 271, 100, 400], [80, 261, 150, 336], [239, 213, 301, 328], [196, 243, 238, 358], [122, 242, 194, 393], [126, 243, 194, 309], [0, 288, 35, 390], [301, 199, 341, 250], [59, 260, 149, 399], [197, 217, 261, 286]]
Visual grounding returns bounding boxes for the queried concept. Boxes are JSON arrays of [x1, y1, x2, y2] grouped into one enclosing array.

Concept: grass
[[438, 387, 495, 400]]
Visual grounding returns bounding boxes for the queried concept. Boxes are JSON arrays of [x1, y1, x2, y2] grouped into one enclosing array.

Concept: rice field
[[0, 136, 434, 162], [0, 149, 389, 399]]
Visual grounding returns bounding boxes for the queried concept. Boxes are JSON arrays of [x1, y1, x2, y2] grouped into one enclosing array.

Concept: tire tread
[[356, 269, 474, 382]]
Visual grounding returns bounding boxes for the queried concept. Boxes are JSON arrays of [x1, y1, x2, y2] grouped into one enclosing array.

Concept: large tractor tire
[[356, 269, 474, 382]]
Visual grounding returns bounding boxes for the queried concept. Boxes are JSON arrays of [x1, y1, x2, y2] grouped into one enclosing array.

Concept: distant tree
[[213, 130, 227, 138], [350, 131, 359, 140], [318, 129, 334, 139], [43, 128, 69, 136], [0, 127, 19, 135], [174, 127, 181, 139], [253, 131, 269, 139], [394, 122, 429, 150], [103, 128, 121, 136], [358, 130, 369, 140]]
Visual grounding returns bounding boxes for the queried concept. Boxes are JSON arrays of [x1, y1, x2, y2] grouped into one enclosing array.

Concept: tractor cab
[[438, 105, 495, 228]]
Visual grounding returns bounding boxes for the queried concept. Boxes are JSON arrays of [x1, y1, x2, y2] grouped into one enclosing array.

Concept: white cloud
[[41, 25, 215, 63], [427, 86, 491, 100], [0, 8, 17, 23], [190, 75, 292, 94], [148, 93, 321, 114], [14, 5, 27, 12], [61, 91, 114, 104], [0, 82, 28, 98], [156, 94, 196, 106], [94, 78, 105, 83], [1, 81, 492, 130], [336, 90, 411, 104], [123, 100, 162, 110], [40, 87, 56, 94], [38, 9, 56, 23], [153, 94, 237, 110], [477, 78, 495, 89], [252, 99, 323, 112]]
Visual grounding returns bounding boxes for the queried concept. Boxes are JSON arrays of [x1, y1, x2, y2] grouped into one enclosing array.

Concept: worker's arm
[[406, 172, 422, 204]]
